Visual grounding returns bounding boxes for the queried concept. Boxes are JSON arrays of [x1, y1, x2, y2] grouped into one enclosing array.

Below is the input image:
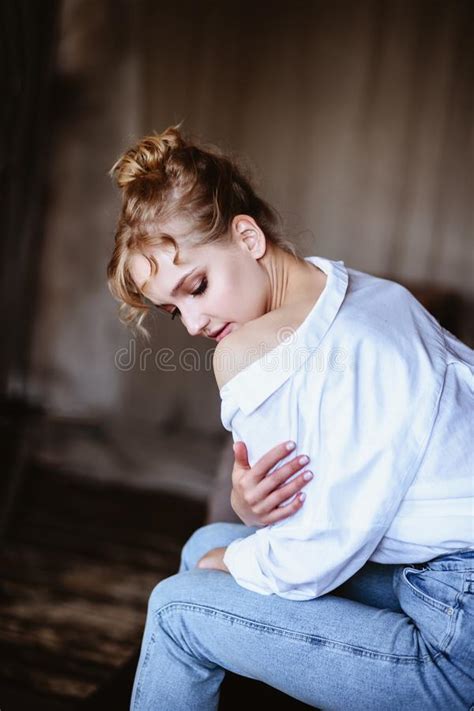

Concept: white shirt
[[220, 256, 474, 600]]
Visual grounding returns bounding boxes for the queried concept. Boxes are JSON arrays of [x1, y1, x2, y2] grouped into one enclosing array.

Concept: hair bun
[[110, 124, 186, 189]]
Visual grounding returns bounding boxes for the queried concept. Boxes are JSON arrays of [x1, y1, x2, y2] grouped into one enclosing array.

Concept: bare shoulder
[[213, 321, 262, 391], [213, 298, 317, 391]]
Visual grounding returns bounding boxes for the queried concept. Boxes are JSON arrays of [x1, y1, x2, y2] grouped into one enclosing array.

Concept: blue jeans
[[130, 523, 474, 710]]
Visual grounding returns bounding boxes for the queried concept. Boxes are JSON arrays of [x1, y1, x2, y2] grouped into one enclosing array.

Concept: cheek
[[216, 266, 266, 319]]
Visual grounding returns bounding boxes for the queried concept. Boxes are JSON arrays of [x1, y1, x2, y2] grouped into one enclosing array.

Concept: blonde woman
[[107, 127, 474, 711]]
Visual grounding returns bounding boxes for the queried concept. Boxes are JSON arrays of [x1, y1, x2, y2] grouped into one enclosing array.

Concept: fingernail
[[303, 471, 313, 481], [286, 441, 296, 451], [299, 455, 309, 465], [299, 492, 306, 501]]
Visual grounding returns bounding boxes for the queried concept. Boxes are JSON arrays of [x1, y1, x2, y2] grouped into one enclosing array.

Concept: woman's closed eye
[[161, 277, 208, 321]]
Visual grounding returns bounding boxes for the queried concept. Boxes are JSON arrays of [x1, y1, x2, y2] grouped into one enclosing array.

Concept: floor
[[0, 463, 204, 708], [0, 461, 314, 710]]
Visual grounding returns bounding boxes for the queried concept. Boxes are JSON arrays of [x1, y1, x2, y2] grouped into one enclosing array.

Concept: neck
[[261, 244, 321, 312]]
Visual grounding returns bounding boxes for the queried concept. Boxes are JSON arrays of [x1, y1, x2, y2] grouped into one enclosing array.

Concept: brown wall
[[28, 0, 474, 436]]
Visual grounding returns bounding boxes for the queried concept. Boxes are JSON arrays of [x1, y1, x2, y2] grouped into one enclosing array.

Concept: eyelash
[[169, 277, 208, 320]]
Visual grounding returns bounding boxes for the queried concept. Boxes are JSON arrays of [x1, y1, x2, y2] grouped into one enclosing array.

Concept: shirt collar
[[219, 256, 349, 416]]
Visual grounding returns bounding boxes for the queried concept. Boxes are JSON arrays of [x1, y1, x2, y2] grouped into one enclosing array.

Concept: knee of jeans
[[147, 568, 215, 619], [179, 522, 233, 571], [148, 573, 184, 615]]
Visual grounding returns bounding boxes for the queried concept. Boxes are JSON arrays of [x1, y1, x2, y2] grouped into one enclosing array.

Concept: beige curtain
[[140, 0, 473, 292], [29, 0, 473, 436]]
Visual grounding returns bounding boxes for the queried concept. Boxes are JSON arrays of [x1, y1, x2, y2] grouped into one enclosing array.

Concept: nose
[[180, 306, 209, 337]]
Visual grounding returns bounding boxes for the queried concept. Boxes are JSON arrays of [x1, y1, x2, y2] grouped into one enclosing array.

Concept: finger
[[196, 554, 209, 569], [257, 454, 310, 498], [233, 441, 250, 467], [260, 491, 306, 525], [232, 442, 250, 485], [263, 471, 313, 512], [197, 556, 214, 570], [252, 440, 298, 482], [196, 547, 222, 569]]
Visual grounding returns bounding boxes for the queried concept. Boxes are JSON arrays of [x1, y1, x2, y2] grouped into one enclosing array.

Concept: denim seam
[[440, 583, 466, 655], [132, 632, 156, 710], [155, 602, 442, 665]]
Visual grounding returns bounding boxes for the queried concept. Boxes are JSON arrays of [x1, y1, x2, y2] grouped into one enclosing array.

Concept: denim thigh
[[153, 523, 474, 711]]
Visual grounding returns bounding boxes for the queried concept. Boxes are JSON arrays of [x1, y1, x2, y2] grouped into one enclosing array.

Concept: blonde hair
[[107, 124, 299, 337]]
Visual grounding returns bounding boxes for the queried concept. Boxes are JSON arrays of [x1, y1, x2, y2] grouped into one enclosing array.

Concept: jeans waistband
[[424, 547, 474, 571]]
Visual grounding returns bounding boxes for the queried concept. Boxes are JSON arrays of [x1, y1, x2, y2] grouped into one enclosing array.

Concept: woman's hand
[[196, 547, 229, 572], [230, 441, 313, 527]]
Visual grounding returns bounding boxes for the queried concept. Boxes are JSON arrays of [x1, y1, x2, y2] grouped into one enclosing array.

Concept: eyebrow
[[171, 267, 197, 296], [140, 260, 198, 305], [170, 268, 196, 297], [147, 267, 197, 307]]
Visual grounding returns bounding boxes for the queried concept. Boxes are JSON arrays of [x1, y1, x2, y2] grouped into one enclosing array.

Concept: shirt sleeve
[[223, 331, 445, 600]]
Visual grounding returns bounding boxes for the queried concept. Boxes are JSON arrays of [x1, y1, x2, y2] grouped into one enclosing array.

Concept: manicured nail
[[303, 471, 313, 481], [286, 441, 296, 451], [299, 492, 306, 501], [299, 455, 309, 465]]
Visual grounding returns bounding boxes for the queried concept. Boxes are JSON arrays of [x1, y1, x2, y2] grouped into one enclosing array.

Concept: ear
[[231, 215, 266, 260]]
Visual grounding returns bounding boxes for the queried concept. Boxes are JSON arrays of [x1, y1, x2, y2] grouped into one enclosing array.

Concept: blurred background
[[1, 0, 473, 708]]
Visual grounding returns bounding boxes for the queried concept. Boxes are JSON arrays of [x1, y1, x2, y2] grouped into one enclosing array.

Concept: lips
[[212, 323, 232, 341]]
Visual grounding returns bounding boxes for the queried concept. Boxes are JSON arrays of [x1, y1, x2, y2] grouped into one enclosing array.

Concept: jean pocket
[[402, 567, 456, 616]]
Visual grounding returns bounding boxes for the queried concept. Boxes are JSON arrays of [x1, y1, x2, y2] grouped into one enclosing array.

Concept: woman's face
[[128, 218, 269, 341]]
